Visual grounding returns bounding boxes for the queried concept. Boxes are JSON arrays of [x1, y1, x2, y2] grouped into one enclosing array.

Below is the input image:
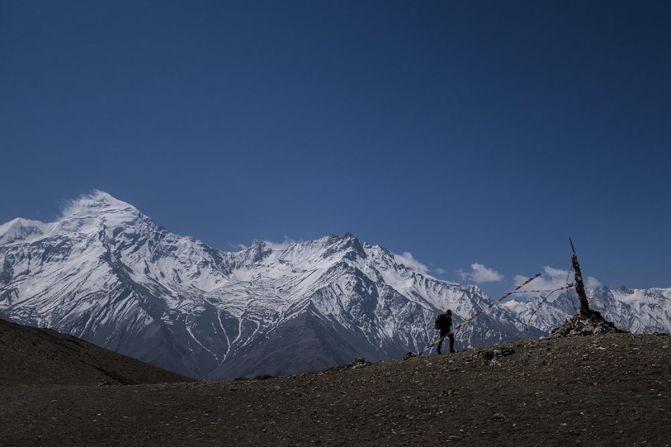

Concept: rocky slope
[[1, 333, 669, 446], [0, 318, 190, 385]]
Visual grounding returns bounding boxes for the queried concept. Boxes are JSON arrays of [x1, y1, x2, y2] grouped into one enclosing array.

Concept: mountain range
[[1, 191, 668, 379], [504, 284, 671, 335]]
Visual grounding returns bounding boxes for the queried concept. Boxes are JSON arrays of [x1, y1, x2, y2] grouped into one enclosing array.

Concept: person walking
[[434, 309, 455, 354]]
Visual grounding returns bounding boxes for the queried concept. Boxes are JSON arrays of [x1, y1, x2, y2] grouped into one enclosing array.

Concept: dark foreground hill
[[0, 318, 191, 386], [1, 333, 669, 446]]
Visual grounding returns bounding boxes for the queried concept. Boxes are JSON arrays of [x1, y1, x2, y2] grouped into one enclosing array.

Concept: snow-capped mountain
[[0, 192, 540, 379], [2, 192, 668, 380], [503, 285, 671, 334]]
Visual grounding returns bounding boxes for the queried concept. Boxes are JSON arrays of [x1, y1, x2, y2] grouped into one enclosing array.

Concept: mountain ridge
[[1, 191, 668, 379]]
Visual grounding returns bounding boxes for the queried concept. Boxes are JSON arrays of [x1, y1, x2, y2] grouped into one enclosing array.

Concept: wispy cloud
[[512, 266, 601, 297], [263, 239, 296, 250], [231, 236, 299, 252], [394, 251, 430, 275], [458, 263, 504, 283]]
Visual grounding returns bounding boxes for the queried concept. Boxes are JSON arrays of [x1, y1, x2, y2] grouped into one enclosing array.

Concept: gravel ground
[[1, 333, 669, 446]]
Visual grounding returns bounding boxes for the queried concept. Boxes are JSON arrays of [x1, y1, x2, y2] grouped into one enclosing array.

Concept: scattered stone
[[403, 352, 417, 361], [480, 347, 515, 364], [492, 412, 506, 421], [350, 356, 369, 369], [253, 374, 274, 381], [481, 350, 495, 361], [439, 389, 458, 397], [494, 347, 515, 357]]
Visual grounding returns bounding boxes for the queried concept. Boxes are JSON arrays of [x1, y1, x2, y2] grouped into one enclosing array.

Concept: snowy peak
[[61, 191, 137, 217], [0, 191, 144, 245], [0, 218, 47, 244], [55, 191, 143, 231], [321, 233, 367, 260], [231, 233, 368, 273]]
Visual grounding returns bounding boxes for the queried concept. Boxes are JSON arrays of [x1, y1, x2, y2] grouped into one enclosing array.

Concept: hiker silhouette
[[434, 309, 455, 354]]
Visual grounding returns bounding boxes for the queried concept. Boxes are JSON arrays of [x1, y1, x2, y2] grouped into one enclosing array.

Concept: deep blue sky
[[1, 1, 669, 296]]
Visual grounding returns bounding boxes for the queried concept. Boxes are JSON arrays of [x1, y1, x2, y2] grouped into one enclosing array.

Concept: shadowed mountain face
[[0, 192, 542, 379], [0, 318, 191, 385]]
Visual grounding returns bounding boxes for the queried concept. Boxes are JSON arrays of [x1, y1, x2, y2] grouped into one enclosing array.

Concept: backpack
[[435, 313, 446, 330]]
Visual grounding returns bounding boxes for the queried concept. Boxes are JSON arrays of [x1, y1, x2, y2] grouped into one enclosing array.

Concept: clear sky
[[1, 1, 669, 296]]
